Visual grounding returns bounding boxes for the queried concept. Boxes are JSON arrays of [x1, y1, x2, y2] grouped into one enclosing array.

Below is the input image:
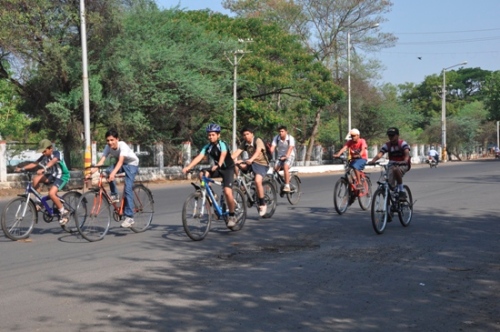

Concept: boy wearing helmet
[[182, 124, 237, 228], [333, 129, 368, 189], [368, 127, 411, 200]]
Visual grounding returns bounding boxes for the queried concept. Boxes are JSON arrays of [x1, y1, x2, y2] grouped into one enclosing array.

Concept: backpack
[[252, 137, 273, 162], [387, 139, 411, 170], [267, 135, 291, 161]]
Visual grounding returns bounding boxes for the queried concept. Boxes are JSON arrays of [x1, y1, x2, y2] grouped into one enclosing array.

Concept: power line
[[395, 27, 500, 35], [397, 36, 500, 45]]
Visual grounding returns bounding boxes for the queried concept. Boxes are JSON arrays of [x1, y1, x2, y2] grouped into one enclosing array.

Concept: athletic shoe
[[399, 191, 407, 201], [110, 194, 119, 203], [282, 184, 291, 192], [121, 217, 135, 228], [227, 216, 237, 228], [59, 209, 70, 225], [259, 205, 267, 217]]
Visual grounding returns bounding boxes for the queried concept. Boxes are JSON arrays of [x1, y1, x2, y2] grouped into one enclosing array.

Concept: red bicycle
[[333, 156, 372, 215]]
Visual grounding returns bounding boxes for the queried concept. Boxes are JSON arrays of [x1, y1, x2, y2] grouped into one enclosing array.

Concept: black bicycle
[[370, 162, 414, 234], [265, 160, 302, 205], [235, 163, 277, 218], [1, 171, 81, 241]]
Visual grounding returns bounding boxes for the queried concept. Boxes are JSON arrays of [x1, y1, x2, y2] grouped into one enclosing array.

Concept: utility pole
[[225, 39, 253, 151], [80, 0, 91, 169]]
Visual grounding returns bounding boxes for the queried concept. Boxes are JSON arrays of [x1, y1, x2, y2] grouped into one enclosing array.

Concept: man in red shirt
[[333, 128, 368, 189]]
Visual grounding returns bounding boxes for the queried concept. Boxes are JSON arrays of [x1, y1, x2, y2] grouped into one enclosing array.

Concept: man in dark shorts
[[182, 123, 237, 228]]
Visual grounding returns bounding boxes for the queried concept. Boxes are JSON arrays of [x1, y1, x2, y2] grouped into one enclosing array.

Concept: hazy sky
[[156, 0, 500, 86]]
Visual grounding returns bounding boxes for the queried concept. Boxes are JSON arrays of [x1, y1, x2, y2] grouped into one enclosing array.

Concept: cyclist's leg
[[105, 165, 118, 196], [284, 155, 294, 185], [122, 164, 138, 218], [252, 163, 268, 214], [219, 169, 235, 213], [48, 177, 64, 210]]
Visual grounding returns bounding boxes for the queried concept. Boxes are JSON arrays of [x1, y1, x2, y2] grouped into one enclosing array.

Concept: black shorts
[[210, 168, 234, 188]]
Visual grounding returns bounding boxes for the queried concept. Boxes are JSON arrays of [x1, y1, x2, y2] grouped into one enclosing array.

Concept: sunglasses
[[351, 134, 358, 137], [388, 134, 395, 137]]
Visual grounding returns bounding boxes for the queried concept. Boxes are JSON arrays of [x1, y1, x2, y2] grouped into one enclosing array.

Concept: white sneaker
[[59, 209, 70, 225], [110, 194, 120, 203], [282, 184, 291, 192], [121, 217, 135, 228], [259, 205, 267, 217], [227, 216, 237, 228]]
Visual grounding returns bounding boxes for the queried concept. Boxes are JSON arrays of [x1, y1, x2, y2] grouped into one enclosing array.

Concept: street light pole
[[80, 0, 92, 169], [225, 39, 252, 151], [347, 30, 351, 132], [441, 61, 467, 162], [347, 23, 379, 133]]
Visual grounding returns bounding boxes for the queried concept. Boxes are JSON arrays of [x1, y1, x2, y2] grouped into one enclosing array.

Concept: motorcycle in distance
[[425, 156, 438, 168]]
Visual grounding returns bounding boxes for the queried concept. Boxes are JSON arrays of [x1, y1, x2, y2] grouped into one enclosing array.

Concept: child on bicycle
[[182, 123, 237, 228], [269, 125, 296, 192], [367, 127, 411, 200], [88, 129, 139, 228], [333, 128, 368, 189], [15, 139, 71, 225]]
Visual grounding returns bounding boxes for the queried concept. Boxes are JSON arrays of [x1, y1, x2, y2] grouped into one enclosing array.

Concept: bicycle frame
[[268, 161, 299, 190], [191, 173, 228, 220], [20, 172, 65, 219], [235, 167, 257, 206]]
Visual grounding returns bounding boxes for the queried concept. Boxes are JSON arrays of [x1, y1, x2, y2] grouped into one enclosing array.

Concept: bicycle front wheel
[[76, 191, 111, 242], [1, 197, 37, 241], [229, 188, 247, 231], [61, 191, 82, 233], [262, 180, 277, 218], [371, 188, 388, 234], [182, 192, 212, 241], [130, 184, 154, 233], [333, 178, 350, 215], [286, 175, 301, 205], [398, 185, 413, 227], [358, 177, 372, 210]]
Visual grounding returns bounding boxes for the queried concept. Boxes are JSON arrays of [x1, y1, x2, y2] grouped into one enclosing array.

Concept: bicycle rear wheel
[[286, 175, 301, 205], [262, 180, 277, 218], [76, 191, 111, 242], [358, 177, 372, 210], [130, 184, 154, 233], [333, 178, 350, 215], [1, 197, 37, 241], [60, 191, 82, 233], [371, 188, 388, 234], [398, 185, 413, 227], [182, 192, 212, 241], [228, 188, 247, 231]]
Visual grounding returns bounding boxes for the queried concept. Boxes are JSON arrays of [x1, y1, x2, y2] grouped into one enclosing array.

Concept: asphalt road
[[0, 161, 499, 331]]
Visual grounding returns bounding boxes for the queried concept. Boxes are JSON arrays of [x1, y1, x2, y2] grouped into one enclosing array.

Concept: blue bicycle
[[182, 169, 247, 241], [1, 171, 81, 241]]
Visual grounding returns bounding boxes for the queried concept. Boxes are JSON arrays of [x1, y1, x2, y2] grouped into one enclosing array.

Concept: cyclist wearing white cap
[[333, 128, 368, 189]]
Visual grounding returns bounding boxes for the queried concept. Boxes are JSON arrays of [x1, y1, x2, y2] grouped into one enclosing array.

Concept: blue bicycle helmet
[[206, 123, 221, 133]]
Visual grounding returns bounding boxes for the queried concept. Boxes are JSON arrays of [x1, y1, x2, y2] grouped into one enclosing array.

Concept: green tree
[[484, 71, 500, 120]]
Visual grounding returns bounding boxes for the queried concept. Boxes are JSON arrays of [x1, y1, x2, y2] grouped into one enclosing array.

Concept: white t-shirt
[[103, 141, 139, 166], [271, 134, 296, 158], [428, 149, 439, 157]]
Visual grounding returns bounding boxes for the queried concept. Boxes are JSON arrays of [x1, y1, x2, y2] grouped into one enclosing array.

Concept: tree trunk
[[305, 107, 322, 166]]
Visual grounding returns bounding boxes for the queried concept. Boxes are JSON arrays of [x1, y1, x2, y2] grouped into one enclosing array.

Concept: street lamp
[[225, 39, 253, 151], [347, 23, 379, 132], [441, 61, 467, 162]]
